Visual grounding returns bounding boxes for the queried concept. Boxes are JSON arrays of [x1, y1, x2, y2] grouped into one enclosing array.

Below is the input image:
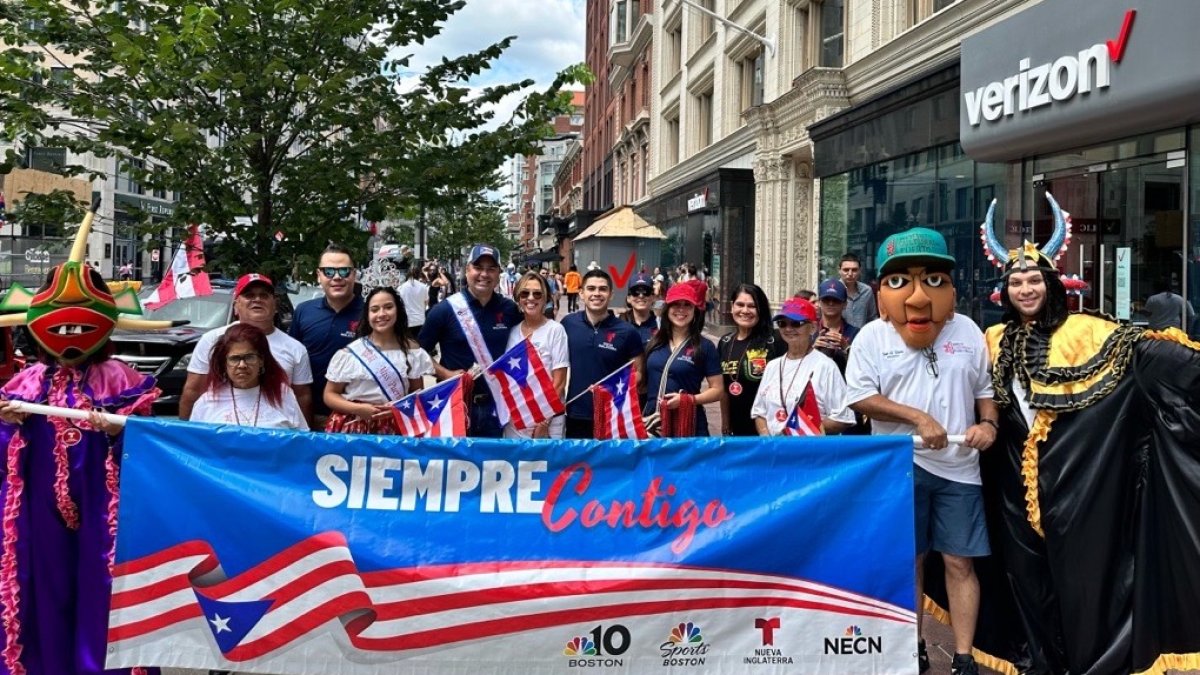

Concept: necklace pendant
[[728, 381, 743, 396], [775, 409, 788, 422]]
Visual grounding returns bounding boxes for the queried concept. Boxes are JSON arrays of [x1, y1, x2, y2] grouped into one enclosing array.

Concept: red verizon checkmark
[[1106, 9, 1135, 63], [608, 251, 637, 289]]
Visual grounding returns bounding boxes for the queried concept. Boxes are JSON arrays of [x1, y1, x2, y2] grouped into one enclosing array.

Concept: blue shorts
[[913, 465, 990, 557]]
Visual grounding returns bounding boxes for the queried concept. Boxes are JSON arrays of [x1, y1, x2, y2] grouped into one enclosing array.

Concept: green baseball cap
[[876, 227, 956, 276]]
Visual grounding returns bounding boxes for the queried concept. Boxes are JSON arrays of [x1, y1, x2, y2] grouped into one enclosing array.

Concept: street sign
[[151, 249, 160, 262]]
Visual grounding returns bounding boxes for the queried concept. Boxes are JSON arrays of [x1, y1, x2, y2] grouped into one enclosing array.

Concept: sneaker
[[918, 640, 930, 673], [951, 653, 979, 675]]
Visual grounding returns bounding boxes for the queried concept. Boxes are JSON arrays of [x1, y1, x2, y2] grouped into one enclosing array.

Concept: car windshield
[[140, 294, 231, 330]]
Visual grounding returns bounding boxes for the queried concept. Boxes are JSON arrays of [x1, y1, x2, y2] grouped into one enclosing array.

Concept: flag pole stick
[[8, 401, 127, 427], [563, 358, 639, 407]]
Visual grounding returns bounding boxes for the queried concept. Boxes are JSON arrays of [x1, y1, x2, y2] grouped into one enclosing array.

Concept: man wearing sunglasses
[[623, 273, 658, 343], [418, 243, 520, 437], [289, 243, 365, 427]]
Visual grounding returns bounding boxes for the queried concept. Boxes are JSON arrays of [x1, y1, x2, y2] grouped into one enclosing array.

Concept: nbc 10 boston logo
[[823, 625, 883, 655], [561, 624, 631, 668]]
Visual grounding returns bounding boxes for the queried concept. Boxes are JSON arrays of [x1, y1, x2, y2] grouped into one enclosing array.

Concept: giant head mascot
[[0, 198, 179, 361], [874, 226, 958, 350]]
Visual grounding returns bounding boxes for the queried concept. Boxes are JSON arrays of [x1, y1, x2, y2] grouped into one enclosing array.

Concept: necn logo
[[659, 621, 709, 667], [563, 625, 629, 668], [824, 625, 882, 655]]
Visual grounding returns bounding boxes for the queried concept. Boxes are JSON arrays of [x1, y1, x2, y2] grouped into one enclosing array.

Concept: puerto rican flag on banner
[[390, 374, 469, 437], [145, 224, 212, 310], [484, 338, 564, 431], [592, 361, 648, 440], [783, 380, 823, 437]]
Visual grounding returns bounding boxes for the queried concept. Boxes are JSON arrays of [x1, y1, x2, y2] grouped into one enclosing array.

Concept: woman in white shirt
[[324, 287, 433, 434], [750, 297, 855, 435], [505, 271, 568, 438], [191, 323, 307, 429]]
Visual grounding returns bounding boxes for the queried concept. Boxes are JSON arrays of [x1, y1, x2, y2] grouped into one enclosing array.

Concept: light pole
[[677, 0, 776, 56]]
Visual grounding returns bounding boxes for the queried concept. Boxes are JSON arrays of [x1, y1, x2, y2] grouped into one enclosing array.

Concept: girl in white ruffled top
[[323, 287, 433, 434]]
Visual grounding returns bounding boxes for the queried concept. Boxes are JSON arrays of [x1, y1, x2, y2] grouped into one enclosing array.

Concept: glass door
[[1034, 153, 1185, 321]]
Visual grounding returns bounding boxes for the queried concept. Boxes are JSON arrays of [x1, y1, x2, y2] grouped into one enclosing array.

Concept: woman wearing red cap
[[642, 279, 723, 436], [750, 297, 855, 435]]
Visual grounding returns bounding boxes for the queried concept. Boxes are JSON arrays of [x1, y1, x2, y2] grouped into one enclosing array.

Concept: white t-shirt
[[502, 320, 569, 439], [398, 279, 430, 327], [845, 316, 993, 484], [191, 385, 307, 429], [325, 341, 434, 403], [189, 322, 314, 386], [750, 349, 855, 436]]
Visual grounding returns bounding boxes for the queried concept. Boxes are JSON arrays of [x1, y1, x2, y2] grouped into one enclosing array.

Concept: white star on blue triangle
[[193, 590, 274, 655]]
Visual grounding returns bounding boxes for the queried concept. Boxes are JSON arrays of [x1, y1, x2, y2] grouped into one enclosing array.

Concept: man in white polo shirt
[[179, 273, 315, 427], [844, 227, 997, 675]]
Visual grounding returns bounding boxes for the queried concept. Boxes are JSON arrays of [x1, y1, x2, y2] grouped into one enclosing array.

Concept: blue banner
[[109, 419, 917, 673]]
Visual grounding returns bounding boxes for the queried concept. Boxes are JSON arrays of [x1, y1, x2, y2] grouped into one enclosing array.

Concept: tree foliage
[[425, 196, 515, 265], [0, 0, 587, 280]]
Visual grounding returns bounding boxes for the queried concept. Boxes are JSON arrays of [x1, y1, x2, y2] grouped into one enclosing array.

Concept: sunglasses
[[629, 289, 652, 297], [518, 290, 544, 300], [775, 319, 809, 329], [319, 266, 354, 279]]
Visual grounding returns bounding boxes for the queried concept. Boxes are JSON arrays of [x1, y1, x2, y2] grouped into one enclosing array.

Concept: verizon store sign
[[960, 0, 1200, 162]]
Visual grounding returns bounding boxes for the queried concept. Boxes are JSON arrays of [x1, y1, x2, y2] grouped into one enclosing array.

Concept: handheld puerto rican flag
[[144, 224, 212, 310], [592, 361, 648, 440], [485, 338, 564, 431], [783, 380, 823, 437], [390, 374, 470, 438]]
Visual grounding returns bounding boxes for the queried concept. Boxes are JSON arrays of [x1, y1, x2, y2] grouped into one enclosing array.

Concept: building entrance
[[1035, 151, 1187, 325]]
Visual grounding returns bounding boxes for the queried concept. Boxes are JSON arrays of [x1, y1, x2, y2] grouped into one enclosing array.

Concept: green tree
[[4, 190, 85, 240], [0, 0, 588, 281], [425, 196, 516, 264]]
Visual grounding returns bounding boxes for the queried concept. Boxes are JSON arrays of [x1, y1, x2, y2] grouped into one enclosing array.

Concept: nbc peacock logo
[[563, 636, 598, 657], [562, 625, 630, 668], [824, 624, 882, 655], [660, 621, 709, 667]]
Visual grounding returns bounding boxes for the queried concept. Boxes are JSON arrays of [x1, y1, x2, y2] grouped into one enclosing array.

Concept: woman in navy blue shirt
[[643, 279, 723, 436]]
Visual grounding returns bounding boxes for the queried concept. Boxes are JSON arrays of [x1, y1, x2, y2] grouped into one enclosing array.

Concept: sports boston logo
[[659, 621, 709, 667]]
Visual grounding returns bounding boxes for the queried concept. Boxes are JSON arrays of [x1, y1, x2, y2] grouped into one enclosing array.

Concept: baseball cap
[[467, 244, 500, 265], [629, 273, 653, 291], [773, 297, 818, 324], [664, 279, 707, 308], [876, 227, 956, 276], [234, 273, 274, 297], [818, 278, 847, 302]]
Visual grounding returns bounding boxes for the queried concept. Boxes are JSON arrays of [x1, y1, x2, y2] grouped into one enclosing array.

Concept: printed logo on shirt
[[882, 349, 905, 360], [941, 340, 975, 356], [342, 320, 360, 338], [746, 348, 769, 378], [606, 330, 616, 344]]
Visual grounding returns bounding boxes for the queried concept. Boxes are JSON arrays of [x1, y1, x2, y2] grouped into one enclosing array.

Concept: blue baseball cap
[[818, 278, 847, 302], [467, 243, 500, 265], [629, 273, 653, 291], [876, 227, 956, 276]]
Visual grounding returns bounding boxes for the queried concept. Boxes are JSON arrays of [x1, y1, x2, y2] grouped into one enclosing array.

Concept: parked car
[[110, 286, 294, 415]]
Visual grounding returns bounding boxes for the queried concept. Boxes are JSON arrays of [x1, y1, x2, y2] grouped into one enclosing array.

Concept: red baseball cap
[[234, 273, 274, 297], [664, 279, 707, 309]]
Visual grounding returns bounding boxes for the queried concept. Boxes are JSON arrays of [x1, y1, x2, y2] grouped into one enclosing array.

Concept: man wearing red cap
[[180, 273, 314, 425]]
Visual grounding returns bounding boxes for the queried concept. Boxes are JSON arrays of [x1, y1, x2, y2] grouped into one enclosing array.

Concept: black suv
[[110, 284, 294, 416]]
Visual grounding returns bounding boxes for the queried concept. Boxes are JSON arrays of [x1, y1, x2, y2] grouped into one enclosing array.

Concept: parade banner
[[108, 419, 918, 674]]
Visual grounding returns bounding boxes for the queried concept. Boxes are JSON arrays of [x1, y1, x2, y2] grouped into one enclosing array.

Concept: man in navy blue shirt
[[419, 244, 520, 437], [289, 243, 365, 426], [562, 269, 646, 438], [623, 272, 658, 344]]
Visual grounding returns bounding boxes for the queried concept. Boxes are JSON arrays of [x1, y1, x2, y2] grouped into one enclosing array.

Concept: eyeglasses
[[775, 319, 808, 329], [319, 266, 354, 279], [629, 289, 652, 297], [922, 347, 939, 379], [228, 353, 261, 366], [518, 290, 544, 300]]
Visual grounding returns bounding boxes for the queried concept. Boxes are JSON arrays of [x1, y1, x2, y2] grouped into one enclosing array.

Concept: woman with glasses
[[750, 297, 855, 436], [718, 283, 785, 437], [642, 279, 723, 437], [324, 287, 433, 434], [505, 271, 568, 438], [191, 323, 307, 428]]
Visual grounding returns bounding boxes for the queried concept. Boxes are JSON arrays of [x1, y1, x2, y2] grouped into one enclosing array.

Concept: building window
[[668, 27, 682, 74], [790, 5, 809, 78], [698, 0, 715, 41], [24, 146, 67, 174], [689, 0, 715, 53], [738, 50, 765, 111], [612, 0, 628, 44], [819, 0, 844, 68], [118, 158, 145, 195], [909, 0, 958, 27], [664, 113, 680, 168], [694, 89, 714, 150]]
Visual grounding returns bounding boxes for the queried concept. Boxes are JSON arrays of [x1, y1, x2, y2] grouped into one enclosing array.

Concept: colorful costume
[[973, 194, 1200, 674], [0, 202, 174, 674]]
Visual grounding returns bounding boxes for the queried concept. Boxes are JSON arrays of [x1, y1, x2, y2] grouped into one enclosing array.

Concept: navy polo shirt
[[563, 311, 646, 420], [419, 290, 520, 371], [289, 294, 365, 415], [626, 313, 659, 345], [643, 339, 722, 434]]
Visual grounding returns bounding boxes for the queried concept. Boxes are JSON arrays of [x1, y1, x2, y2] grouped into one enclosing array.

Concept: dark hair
[[358, 286, 416, 372], [207, 323, 289, 407], [645, 298, 706, 355], [839, 253, 861, 266], [569, 264, 578, 272], [728, 283, 773, 341], [793, 288, 817, 302], [1153, 277, 1171, 294], [1000, 269, 1069, 331], [582, 268, 613, 290], [319, 243, 356, 267]]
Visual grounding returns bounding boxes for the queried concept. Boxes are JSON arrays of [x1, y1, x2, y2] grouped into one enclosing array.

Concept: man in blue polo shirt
[[289, 243, 365, 427], [419, 243, 520, 437], [562, 269, 646, 438]]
